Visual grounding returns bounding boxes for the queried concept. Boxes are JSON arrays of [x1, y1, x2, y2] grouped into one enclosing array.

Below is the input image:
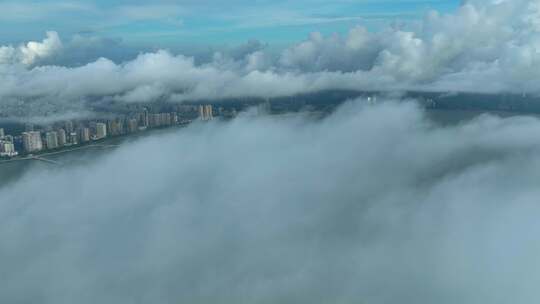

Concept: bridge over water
[[0, 144, 120, 166]]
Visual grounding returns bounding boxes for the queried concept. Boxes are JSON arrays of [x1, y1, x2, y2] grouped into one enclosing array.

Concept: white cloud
[[3, 100, 540, 303], [0, 31, 62, 66], [2, 0, 540, 117], [19, 31, 63, 65], [0, 46, 18, 65]]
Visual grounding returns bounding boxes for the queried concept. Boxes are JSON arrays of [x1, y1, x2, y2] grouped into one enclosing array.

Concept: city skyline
[[1, 104, 216, 158], [3, 1, 540, 303]]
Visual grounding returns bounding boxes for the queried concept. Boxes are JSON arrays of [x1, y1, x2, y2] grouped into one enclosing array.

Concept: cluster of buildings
[[0, 128, 18, 157], [0, 104, 216, 158], [199, 105, 214, 121], [18, 122, 110, 154]]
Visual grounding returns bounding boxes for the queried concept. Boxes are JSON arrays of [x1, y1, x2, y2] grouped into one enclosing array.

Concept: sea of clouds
[[2, 99, 540, 303], [2, 1, 540, 302]]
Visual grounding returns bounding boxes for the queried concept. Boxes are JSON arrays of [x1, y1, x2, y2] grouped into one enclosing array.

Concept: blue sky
[[0, 0, 460, 48]]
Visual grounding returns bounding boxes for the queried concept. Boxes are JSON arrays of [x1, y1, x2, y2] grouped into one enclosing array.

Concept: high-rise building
[[69, 132, 79, 145], [120, 118, 126, 134], [206, 105, 213, 120], [148, 113, 163, 128], [5, 142, 15, 153], [89, 121, 97, 134], [64, 121, 74, 133], [45, 131, 59, 149], [199, 105, 214, 121], [107, 119, 125, 136], [0, 128, 4, 138], [161, 113, 168, 126], [3, 135, 13, 143], [152, 113, 172, 126], [22, 131, 43, 153], [57, 129, 67, 146], [126, 118, 138, 133], [107, 120, 116, 136], [79, 128, 90, 143], [199, 105, 205, 120], [96, 123, 107, 139], [0, 141, 17, 157], [141, 109, 149, 127]]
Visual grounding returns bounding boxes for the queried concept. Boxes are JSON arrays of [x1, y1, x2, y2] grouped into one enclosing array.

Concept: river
[[1, 109, 539, 190]]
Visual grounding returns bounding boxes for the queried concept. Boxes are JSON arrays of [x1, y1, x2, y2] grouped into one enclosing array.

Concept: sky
[[0, 0, 459, 47], [4, 0, 540, 119]]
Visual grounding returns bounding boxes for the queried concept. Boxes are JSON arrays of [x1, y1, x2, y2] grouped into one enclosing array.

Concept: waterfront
[[0, 126, 180, 189], [2, 108, 540, 190]]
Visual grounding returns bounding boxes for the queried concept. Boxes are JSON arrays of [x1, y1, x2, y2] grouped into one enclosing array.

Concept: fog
[[2, 100, 540, 303]]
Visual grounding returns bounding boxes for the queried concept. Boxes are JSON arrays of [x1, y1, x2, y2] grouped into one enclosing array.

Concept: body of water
[[1, 109, 538, 189], [0, 126, 181, 189]]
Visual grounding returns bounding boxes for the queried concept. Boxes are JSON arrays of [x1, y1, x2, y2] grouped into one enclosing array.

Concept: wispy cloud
[[0, 2, 95, 21], [0, 0, 455, 45]]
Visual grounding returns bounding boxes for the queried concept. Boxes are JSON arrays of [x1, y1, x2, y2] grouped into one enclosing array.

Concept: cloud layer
[[1, 0, 540, 118], [0, 31, 62, 65], [2, 100, 540, 303]]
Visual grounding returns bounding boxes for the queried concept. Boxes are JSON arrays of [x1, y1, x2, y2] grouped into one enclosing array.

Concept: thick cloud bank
[[2, 0, 540, 117], [2, 100, 540, 303], [0, 31, 62, 65]]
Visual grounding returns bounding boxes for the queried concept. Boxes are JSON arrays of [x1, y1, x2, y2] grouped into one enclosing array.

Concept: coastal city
[[0, 104, 222, 159], [2, 90, 537, 160]]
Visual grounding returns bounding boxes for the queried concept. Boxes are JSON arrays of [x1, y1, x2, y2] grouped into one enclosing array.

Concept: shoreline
[[0, 144, 118, 164], [0, 122, 191, 165]]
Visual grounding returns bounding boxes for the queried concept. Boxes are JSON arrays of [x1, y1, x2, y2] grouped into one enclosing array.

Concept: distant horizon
[[3, 0, 540, 120], [4, 1, 540, 303]]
